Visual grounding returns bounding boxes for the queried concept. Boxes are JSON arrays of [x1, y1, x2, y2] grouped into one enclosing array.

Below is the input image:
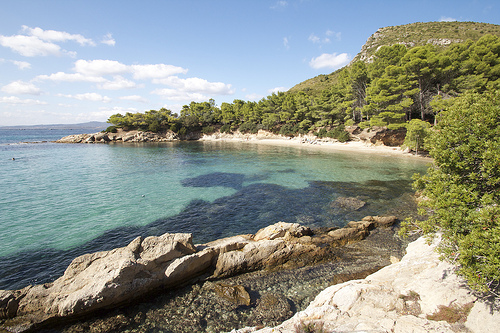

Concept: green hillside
[[290, 21, 500, 95]]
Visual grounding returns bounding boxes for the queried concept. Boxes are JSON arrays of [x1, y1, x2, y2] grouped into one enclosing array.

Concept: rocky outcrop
[[346, 125, 406, 146], [0, 219, 392, 332], [231, 235, 499, 333], [56, 129, 179, 143]]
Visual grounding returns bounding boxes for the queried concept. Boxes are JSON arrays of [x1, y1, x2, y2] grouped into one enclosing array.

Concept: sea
[[0, 128, 429, 291]]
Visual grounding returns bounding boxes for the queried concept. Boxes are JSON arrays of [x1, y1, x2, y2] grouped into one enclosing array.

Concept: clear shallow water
[[0, 130, 428, 290]]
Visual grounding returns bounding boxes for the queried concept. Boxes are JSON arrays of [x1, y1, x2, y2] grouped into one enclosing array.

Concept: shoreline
[[56, 128, 432, 161], [201, 135, 431, 160]]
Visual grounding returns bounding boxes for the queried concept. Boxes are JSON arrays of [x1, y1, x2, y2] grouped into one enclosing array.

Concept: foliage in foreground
[[403, 90, 500, 294]]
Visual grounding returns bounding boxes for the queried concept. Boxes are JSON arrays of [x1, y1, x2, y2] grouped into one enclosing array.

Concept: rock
[[362, 215, 398, 228], [164, 247, 217, 286], [254, 293, 292, 324], [0, 290, 20, 319], [253, 222, 311, 241], [3, 233, 201, 331], [328, 227, 369, 242], [211, 283, 251, 306], [1, 219, 391, 332], [330, 197, 366, 212], [234, 235, 492, 333]]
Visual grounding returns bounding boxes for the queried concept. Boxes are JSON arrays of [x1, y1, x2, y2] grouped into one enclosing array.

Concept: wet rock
[[328, 227, 369, 242], [211, 283, 251, 306], [254, 293, 292, 325], [330, 197, 366, 213]]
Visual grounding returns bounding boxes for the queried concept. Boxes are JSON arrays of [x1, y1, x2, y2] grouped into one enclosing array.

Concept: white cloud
[[0, 34, 61, 57], [245, 93, 265, 101], [271, 1, 288, 9], [36, 72, 107, 83], [72, 60, 188, 81], [74, 59, 130, 76], [119, 95, 149, 103], [12, 60, 31, 70], [309, 52, 350, 69], [326, 30, 342, 41], [21, 25, 95, 46], [151, 88, 210, 102], [95, 106, 138, 119], [97, 76, 138, 90], [283, 37, 290, 50], [101, 33, 116, 46], [0, 96, 47, 105], [131, 64, 188, 79], [0, 26, 96, 57], [439, 16, 457, 22], [60, 93, 112, 103], [2, 80, 42, 95], [268, 87, 288, 94], [308, 33, 321, 44], [153, 76, 234, 95]]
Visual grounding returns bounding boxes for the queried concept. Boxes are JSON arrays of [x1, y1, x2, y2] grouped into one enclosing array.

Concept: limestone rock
[[5, 233, 199, 330], [253, 222, 311, 241], [362, 215, 398, 228], [233, 235, 493, 333]]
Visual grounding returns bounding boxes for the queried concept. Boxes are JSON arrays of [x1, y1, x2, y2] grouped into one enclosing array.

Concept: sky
[[0, 0, 499, 126]]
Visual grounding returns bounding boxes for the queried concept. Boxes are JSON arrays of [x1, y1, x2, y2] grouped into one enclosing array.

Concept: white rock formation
[[231, 236, 500, 333]]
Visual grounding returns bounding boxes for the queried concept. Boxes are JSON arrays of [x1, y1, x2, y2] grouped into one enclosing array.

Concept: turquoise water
[[0, 130, 428, 289]]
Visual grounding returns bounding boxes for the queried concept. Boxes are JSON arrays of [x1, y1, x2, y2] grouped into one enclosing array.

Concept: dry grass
[[427, 302, 474, 324]]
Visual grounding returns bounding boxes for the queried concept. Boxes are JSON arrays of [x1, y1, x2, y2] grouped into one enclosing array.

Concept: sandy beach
[[199, 132, 432, 160]]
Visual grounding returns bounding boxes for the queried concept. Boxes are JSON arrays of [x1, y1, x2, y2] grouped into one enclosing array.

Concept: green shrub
[[104, 125, 118, 133], [201, 125, 215, 134], [170, 123, 181, 133], [148, 120, 161, 132], [279, 123, 297, 136], [238, 122, 259, 134], [358, 121, 370, 129], [402, 119, 431, 155], [220, 124, 232, 134], [178, 127, 188, 136], [403, 90, 500, 294]]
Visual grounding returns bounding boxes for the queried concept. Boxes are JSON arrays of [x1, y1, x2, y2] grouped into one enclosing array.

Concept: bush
[[201, 125, 215, 134], [402, 119, 431, 155], [403, 90, 500, 294], [238, 122, 259, 134], [315, 126, 350, 142], [104, 125, 118, 133], [170, 122, 181, 133], [279, 123, 297, 136], [220, 124, 232, 134]]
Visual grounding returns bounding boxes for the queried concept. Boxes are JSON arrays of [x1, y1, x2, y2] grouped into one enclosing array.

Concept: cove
[[0, 140, 428, 290]]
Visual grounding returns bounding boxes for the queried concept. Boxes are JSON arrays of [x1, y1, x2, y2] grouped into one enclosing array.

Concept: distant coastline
[[0, 121, 108, 131]]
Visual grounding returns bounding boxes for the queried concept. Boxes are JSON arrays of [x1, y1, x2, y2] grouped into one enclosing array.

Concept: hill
[[290, 21, 500, 95]]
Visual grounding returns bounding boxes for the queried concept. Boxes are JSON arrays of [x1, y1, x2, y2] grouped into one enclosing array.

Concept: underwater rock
[[210, 283, 251, 306], [330, 196, 366, 212]]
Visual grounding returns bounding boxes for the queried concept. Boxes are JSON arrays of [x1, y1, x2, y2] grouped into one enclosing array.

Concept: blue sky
[[0, 0, 499, 126]]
